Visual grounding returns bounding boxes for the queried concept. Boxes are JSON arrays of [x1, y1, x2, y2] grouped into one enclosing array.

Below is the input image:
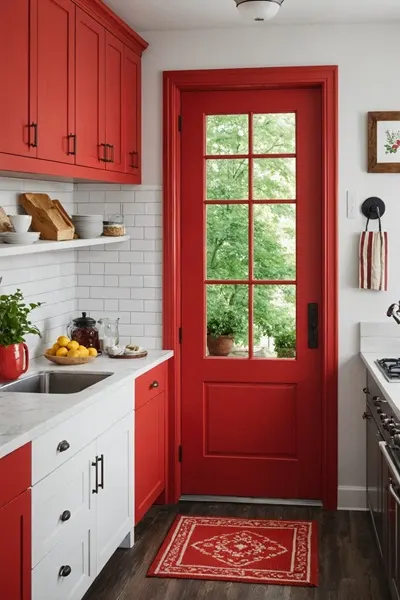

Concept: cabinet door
[[36, 0, 75, 163], [75, 7, 105, 169], [96, 413, 133, 573], [0, 0, 33, 157], [0, 490, 31, 600], [124, 46, 141, 179], [135, 391, 165, 525], [366, 408, 384, 555], [105, 31, 125, 173]]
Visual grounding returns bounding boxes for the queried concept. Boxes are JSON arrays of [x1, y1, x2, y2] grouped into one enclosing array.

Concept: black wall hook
[[361, 197, 386, 220]]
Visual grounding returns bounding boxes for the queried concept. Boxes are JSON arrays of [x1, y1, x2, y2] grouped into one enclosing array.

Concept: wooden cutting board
[[19, 193, 75, 241]]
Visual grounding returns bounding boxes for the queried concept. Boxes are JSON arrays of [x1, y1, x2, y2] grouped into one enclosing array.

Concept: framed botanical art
[[368, 111, 400, 173]]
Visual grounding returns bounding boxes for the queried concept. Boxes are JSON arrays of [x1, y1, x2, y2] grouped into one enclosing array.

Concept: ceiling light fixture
[[234, 0, 284, 22]]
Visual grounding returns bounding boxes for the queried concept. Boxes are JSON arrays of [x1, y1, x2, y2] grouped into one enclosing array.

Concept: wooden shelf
[[0, 235, 130, 257]]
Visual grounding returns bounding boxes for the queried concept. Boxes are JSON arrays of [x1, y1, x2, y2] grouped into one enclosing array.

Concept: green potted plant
[[207, 309, 243, 357], [0, 289, 42, 381], [274, 329, 296, 359]]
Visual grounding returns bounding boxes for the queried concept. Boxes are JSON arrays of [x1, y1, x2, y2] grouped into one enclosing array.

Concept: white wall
[[139, 23, 400, 508], [0, 177, 76, 358]]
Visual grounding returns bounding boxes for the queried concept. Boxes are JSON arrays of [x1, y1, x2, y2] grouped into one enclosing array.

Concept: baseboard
[[338, 486, 367, 511]]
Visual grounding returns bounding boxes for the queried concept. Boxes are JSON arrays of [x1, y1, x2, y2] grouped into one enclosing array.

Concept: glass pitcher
[[98, 318, 120, 351]]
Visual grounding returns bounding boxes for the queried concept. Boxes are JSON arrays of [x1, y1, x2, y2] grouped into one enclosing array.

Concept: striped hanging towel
[[359, 211, 388, 291]]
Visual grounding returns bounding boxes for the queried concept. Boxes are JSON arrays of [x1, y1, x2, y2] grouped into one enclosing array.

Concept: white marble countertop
[[0, 350, 173, 460], [361, 352, 400, 419]]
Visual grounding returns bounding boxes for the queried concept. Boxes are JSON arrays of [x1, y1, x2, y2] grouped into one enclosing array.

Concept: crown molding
[[74, 0, 148, 55]]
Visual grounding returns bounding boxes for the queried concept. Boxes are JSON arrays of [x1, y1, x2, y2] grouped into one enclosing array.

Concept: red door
[[75, 7, 105, 169], [124, 47, 141, 179], [0, 0, 34, 157], [0, 490, 31, 600], [105, 32, 125, 173], [36, 0, 75, 163], [181, 88, 323, 500]]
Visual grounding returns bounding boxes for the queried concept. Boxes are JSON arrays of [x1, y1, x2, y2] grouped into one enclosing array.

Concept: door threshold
[[180, 495, 323, 507]]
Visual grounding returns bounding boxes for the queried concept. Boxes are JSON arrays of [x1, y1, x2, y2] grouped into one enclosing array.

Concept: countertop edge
[[0, 350, 173, 460]]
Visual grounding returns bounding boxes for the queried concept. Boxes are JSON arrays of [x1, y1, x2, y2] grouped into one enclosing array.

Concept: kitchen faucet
[[387, 302, 400, 324]]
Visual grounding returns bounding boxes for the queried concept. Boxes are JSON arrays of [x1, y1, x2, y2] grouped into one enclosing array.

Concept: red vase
[[0, 343, 29, 382]]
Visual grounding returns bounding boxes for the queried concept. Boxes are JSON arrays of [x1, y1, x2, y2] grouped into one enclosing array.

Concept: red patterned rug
[[148, 515, 318, 587]]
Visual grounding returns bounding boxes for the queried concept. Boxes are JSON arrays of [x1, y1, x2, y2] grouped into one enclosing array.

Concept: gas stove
[[376, 358, 400, 382]]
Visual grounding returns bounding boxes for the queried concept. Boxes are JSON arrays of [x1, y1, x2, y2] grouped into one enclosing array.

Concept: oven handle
[[379, 441, 400, 487], [389, 483, 400, 507]]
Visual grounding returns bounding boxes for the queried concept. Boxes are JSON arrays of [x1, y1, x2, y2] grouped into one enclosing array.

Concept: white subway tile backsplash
[[76, 287, 90, 299], [76, 263, 90, 275], [75, 184, 163, 350], [77, 274, 104, 287]]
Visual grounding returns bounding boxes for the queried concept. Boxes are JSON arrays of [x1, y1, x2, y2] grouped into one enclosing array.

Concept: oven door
[[367, 408, 384, 554], [380, 441, 400, 600]]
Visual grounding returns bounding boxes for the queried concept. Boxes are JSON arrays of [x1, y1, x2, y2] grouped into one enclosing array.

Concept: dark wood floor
[[83, 502, 390, 600]]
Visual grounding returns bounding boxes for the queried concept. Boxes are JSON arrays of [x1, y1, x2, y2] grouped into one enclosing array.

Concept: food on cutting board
[[45, 336, 98, 358], [106, 343, 145, 357]]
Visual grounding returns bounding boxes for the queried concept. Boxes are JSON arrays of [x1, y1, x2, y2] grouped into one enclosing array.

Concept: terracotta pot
[[207, 335, 234, 357], [0, 343, 29, 381]]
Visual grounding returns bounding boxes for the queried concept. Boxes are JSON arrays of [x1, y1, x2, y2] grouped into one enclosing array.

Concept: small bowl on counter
[[44, 352, 97, 366]]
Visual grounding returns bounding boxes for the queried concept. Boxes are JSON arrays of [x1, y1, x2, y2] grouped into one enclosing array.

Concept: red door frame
[[163, 66, 338, 510]]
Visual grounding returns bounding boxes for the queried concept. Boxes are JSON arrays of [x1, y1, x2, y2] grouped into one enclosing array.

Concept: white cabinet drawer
[[32, 381, 133, 484], [32, 524, 96, 600], [32, 441, 96, 568]]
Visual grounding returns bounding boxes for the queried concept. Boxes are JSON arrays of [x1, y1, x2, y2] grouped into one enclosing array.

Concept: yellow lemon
[[56, 347, 68, 357], [78, 345, 89, 357], [52, 343, 60, 352], [57, 336, 70, 348], [45, 348, 55, 356], [88, 347, 98, 357], [67, 349, 80, 358], [67, 340, 80, 351]]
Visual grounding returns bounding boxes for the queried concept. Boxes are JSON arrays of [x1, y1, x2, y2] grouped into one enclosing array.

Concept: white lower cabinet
[[97, 413, 133, 573], [31, 403, 134, 600]]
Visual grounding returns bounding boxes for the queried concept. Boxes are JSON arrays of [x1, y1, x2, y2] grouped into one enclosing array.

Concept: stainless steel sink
[[0, 371, 113, 394]]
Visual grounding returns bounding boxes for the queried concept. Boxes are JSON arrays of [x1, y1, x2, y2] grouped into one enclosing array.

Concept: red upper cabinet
[[75, 7, 106, 169], [0, 0, 34, 157], [0, 0, 148, 182], [36, 0, 76, 163], [124, 46, 142, 181], [105, 32, 125, 173], [0, 490, 31, 600]]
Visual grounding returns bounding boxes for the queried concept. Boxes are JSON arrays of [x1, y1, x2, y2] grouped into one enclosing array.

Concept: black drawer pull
[[99, 143, 108, 162], [60, 510, 71, 522], [92, 457, 99, 494], [98, 454, 104, 490], [29, 122, 38, 147], [67, 133, 77, 156], [129, 150, 139, 169], [150, 380, 159, 389], [57, 440, 70, 453], [59, 565, 72, 578]]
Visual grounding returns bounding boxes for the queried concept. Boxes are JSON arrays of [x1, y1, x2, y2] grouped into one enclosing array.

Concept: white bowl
[[8, 214, 32, 233], [0, 231, 40, 245]]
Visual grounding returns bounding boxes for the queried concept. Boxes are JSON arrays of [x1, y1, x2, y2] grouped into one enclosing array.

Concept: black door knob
[[57, 440, 70, 453], [59, 565, 72, 577], [60, 510, 71, 522]]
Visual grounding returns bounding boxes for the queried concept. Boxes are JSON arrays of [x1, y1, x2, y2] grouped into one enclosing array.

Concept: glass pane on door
[[207, 115, 249, 155], [253, 285, 296, 358], [206, 159, 249, 200], [253, 113, 296, 154], [253, 158, 296, 200], [206, 284, 249, 358], [253, 204, 296, 280]]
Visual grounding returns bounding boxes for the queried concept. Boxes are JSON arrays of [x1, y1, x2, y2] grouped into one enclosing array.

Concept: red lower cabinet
[[0, 490, 31, 600], [135, 365, 167, 525], [0, 444, 32, 600]]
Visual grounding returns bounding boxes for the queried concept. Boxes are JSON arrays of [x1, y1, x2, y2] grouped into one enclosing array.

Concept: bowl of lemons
[[44, 336, 98, 365]]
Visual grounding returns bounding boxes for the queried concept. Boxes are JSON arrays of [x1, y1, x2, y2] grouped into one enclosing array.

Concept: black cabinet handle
[[98, 454, 104, 490], [150, 380, 159, 389], [129, 151, 139, 169], [60, 510, 71, 522], [58, 565, 72, 578], [307, 303, 318, 349], [57, 440, 70, 453], [92, 457, 99, 494], [99, 143, 108, 163], [109, 144, 114, 164], [67, 133, 77, 156], [29, 122, 38, 148], [363, 387, 369, 395]]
